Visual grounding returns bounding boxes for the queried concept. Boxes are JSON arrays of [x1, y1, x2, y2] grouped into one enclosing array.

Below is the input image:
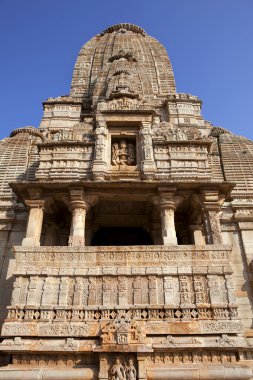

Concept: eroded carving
[[112, 140, 136, 166]]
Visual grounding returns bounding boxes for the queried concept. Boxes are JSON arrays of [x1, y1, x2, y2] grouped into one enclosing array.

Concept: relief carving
[[101, 316, 145, 345], [110, 358, 137, 380], [111, 140, 136, 166]]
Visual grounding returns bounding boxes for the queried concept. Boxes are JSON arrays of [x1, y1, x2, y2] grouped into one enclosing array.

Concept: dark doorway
[[91, 227, 153, 246]]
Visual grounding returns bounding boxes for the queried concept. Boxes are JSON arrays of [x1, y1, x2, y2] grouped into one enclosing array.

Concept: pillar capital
[[158, 187, 183, 210], [25, 199, 45, 210], [201, 189, 225, 210], [27, 187, 43, 200], [69, 200, 87, 212]]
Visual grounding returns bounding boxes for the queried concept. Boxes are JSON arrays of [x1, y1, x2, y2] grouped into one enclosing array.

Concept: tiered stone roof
[[0, 128, 41, 200], [70, 23, 176, 102]]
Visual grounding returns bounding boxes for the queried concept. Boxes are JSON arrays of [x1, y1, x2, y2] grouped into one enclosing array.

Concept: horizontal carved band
[[14, 245, 232, 271], [1, 319, 243, 337], [7, 306, 238, 323]]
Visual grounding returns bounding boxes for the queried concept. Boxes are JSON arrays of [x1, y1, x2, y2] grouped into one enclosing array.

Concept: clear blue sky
[[0, 0, 253, 140]]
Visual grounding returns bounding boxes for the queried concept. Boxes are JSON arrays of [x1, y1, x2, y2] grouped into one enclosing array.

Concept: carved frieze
[[101, 316, 145, 345]]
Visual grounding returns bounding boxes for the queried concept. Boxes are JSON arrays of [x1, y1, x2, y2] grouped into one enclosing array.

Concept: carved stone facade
[[0, 23, 253, 379]]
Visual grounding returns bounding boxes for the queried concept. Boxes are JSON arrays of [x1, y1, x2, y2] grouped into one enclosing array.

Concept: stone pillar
[[140, 123, 156, 179], [98, 353, 109, 380], [202, 190, 224, 244], [68, 201, 86, 246], [159, 188, 182, 245], [68, 187, 98, 247], [92, 120, 108, 180], [190, 225, 205, 245], [22, 200, 45, 247], [137, 354, 147, 380]]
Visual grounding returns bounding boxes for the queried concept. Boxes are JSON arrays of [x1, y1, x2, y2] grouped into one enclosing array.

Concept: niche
[[111, 137, 136, 167]]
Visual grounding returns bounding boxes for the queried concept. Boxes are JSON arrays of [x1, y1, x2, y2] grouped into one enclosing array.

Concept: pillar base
[[21, 237, 40, 247]]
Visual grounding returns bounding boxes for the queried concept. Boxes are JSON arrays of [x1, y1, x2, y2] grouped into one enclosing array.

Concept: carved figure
[[112, 143, 120, 165], [111, 139, 136, 166], [111, 358, 126, 380], [127, 143, 135, 165], [125, 359, 137, 380]]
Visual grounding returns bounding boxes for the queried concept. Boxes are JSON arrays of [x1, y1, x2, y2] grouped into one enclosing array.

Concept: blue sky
[[0, 0, 253, 140]]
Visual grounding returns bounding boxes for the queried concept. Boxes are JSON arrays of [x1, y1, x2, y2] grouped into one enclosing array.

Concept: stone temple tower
[[0, 23, 253, 379]]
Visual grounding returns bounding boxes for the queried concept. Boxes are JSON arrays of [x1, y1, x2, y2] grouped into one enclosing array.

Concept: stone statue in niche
[[125, 359, 137, 380], [111, 139, 136, 166], [110, 358, 137, 380], [110, 358, 126, 380]]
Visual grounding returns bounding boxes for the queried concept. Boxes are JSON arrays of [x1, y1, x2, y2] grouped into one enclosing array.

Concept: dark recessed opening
[[91, 227, 153, 246]]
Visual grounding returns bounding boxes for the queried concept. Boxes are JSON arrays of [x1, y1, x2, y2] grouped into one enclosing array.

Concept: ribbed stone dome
[[70, 23, 176, 104]]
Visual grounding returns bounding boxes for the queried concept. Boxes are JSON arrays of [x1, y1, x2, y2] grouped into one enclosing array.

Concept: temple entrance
[[91, 227, 153, 246], [87, 199, 158, 246]]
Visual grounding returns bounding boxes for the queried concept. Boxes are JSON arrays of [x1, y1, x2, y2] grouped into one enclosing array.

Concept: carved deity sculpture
[[110, 358, 126, 380], [110, 358, 136, 380], [125, 359, 137, 380], [111, 139, 136, 166]]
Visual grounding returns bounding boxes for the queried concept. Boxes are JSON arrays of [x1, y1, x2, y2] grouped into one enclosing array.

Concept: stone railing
[[13, 245, 232, 275]]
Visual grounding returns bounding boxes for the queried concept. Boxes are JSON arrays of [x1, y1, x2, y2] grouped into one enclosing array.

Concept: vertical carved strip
[[73, 277, 82, 306], [99, 353, 108, 380], [88, 277, 97, 305], [207, 275, 226, 305], [164, 276, 174, 306], [42, 277, 53, 306], [102, 277, 111, 306], [225, 274, 237, 305], [193, 275, 208, 305], [148, 276, 158, 305], [11, 277, 22, 305], [208, 210, 222, 244], [137, 354, 147, 380], [82, 279, 89, 306], [26, 276, 39, 306], [133, 276, 142, 304], [58, 277, 69, 306], [179, 275, 193, 306], [20, 278, 29, 305], [118, 277, 127, 306]]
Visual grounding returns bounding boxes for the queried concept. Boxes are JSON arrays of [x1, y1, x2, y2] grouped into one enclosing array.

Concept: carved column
[[69, 203, 86, 246], [190, 225, 205, 245], [22, 200, 45, 247], [68, 187, 96, 246], [159, 187, 182, 245], [92, 120, 108, 180], [140, 123, 156, 179], [202, 190, 224, 244]]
